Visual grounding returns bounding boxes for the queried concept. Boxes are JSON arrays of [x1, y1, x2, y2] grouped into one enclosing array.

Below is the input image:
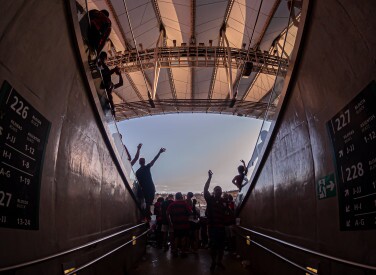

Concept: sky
[[117, 113, 262, 193]]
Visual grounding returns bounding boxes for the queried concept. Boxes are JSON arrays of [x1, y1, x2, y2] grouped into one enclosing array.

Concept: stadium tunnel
[[0, 0, 375, 274]]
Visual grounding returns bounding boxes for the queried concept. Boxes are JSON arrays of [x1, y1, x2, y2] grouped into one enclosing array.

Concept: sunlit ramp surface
[[79, 0, 301, 120]]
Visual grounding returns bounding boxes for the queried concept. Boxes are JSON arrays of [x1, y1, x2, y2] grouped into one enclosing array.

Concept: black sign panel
[[0, 81, 50, 230], [327, 81, 376, 230]]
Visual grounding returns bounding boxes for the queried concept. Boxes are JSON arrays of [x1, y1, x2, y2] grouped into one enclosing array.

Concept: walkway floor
[[129, 246, 251, 275]]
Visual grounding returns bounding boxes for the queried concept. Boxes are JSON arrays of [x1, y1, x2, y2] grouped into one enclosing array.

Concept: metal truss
[[106, 46, 288, 76], [114, 99, 276, 120]]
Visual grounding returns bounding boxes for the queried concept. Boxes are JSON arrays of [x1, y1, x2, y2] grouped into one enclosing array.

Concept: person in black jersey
[[204, 170, 227, 271], [97, 51, 123, 116]]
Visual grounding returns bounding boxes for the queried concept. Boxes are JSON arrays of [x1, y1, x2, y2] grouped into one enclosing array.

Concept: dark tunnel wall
[[239, 0, 376, 274], [0, 1, 144, 273]]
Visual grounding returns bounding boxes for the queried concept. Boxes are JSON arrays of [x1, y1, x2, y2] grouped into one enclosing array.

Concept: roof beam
[[254, 0, 281, 49], [151, 0, 179, 109], [105, 0, 133, 50], [191, 0, 196, 100], [222, 30, 233, 98], [121, 0, 155, 107], [236, 0, 282, 104], [104, 0, 145, 110], [114, 99, 276, 120], [231, 0, 280, 101], [206, 0, 235, 105], [106, 46, 287, 74]]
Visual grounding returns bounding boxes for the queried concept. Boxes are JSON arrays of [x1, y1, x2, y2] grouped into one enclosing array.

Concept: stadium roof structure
[[82, 0, 301, 120]]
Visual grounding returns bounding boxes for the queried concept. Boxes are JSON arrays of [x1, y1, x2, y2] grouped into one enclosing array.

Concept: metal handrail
[[0, 223, 147, 272], [66, 228, 150, 275], [237, 231, 318, 275], [238, 226, 376, 271]]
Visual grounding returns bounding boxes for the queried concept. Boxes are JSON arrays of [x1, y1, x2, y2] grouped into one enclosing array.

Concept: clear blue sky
[[118, 113, 262, 193]]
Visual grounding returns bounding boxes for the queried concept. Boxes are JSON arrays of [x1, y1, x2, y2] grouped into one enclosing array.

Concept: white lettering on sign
[[346, 144, 355, 154], [0, 168, 10, 178], [335, 109, 351, 131], [22, 160, 30, 169], [360, 114, 375, 129], [353, 186, 361, 195], [17, 218, 31, 226], [6, 133, 16, 144], [25, 145, 35, 155], [27, 132, 40, 143], [354, 219, 365, 226], [345, 162, 364, 182], [10, 95, 29, 119], [20, 176, 30, 185], [10, 120, 22, 131], [353, 203, 362, 211], [355, 99, 365, 114], [364, 131, 376, 143], [2, 150, 12, 160], [31, 115, 41, 127], [0, 191, 11, 207]]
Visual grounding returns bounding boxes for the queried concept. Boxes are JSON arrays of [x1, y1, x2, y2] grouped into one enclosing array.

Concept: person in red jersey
[[167, 192, 192, 257]]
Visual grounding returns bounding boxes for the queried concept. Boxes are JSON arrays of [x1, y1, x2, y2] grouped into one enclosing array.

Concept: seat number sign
[[327, 81, 376, 230], [0, 80, 50, 230]]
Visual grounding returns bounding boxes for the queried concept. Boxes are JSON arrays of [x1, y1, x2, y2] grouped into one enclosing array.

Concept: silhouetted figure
[[131, 143, 142, 166], [167, 192, 191, 257], [136, 148, 166, 219], [232, 160, 248, 191], [97, 52, 123, 116], [161, 194, 174, 251], [223, 193, 236, 253], [154, 197, 164, 248], [88, 9, 111, 54], [190, 198, 200, 251], [204, 170, 226, 271], [185, 191, 194, 250]]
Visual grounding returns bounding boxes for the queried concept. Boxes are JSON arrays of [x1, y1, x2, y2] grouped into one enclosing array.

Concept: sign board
[[317, 173, 336, 200], [0, 80, 50, 230], [327, 81, 376, 230]]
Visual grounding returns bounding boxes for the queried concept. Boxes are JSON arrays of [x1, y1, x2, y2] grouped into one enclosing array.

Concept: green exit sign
[[317, 173, 337, 200]]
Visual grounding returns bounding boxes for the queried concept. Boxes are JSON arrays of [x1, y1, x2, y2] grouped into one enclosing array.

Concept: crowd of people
[[124, 143, 247, 271], [117, 133, 247, 272], [148, 171, 237, 271]]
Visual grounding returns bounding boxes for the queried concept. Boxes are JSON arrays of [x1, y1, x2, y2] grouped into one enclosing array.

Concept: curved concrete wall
[[239, 0, 375, 274], [0, 1, 144, 273]]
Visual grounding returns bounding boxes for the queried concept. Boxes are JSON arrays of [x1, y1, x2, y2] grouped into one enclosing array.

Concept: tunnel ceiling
[[82, 0, 300, 120]]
